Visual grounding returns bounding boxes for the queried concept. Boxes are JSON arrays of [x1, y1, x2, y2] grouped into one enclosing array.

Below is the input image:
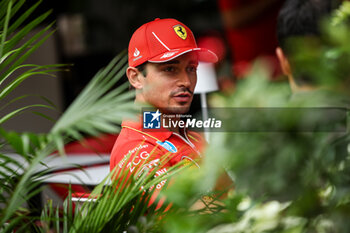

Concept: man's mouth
[[172, 92, 192, 102]]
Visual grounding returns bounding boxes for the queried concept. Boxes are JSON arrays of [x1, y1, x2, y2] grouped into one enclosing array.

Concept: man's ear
[[126, 67, 144, 89], [276, 47, 291, 76], [276, 47, 298, 92]]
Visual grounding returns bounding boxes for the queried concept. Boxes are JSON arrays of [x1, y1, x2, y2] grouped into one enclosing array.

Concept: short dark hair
[[277, 0, 340, 86], [136, 62, 148, 77], [128, 62, 148, 90], [277, 0, 337, 53]]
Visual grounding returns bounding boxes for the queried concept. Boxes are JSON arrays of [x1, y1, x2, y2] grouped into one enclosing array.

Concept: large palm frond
[[38, 151, 187, 233], [0, 0, 62, 231], [70, 162, 180, 233], [0, 0, 64, 124], [0, 0, 136, 231], [0, 51, 136, 231], [50, 50, 136, 152]]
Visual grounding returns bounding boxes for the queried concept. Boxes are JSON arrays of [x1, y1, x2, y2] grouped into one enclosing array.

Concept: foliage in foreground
[[157, 6, 350, 233], [0, 0, 137, 231]]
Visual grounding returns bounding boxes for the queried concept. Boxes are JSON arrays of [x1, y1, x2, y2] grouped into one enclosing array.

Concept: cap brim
[[148, 47, 218, 64]]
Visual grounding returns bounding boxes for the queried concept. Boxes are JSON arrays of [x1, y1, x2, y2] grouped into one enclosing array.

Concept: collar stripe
[[122, 125, 161, 142]]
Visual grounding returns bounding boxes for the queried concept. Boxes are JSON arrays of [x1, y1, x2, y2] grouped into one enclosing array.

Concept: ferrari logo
[[173, 25, 187, 40]]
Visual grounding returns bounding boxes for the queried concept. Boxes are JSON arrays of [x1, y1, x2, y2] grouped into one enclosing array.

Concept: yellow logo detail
[[173, 25, 187, 40]]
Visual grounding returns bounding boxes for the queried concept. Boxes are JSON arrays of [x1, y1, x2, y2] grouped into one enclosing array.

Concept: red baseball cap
[[128, 18, 218, 67]]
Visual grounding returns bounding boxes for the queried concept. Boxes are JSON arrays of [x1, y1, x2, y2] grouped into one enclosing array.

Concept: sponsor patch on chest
[[156, 140, 177, 153]]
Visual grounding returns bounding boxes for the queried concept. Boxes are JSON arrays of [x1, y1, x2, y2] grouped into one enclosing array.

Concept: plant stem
[[0, 0, 12, 59]]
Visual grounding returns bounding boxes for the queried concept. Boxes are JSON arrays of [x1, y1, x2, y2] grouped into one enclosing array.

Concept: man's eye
[[164, 66, 175, 72], [187, 66, 197, 73]]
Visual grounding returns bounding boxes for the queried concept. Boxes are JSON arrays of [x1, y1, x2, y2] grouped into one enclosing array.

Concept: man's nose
[[177, 70, 192, 88]]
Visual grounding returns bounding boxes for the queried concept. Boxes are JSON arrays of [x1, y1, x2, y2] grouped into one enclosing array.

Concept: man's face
[[138, 53, 198, 114]]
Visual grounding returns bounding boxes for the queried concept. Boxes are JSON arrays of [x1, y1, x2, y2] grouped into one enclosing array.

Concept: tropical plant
[[0, 0, 145, 232], [153, 3, 350, 232], [0, 0, 62, 231]]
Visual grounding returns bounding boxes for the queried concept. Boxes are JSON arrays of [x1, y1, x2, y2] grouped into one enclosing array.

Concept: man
[[110, 18, 218, 190], [275, 0, 337, 92]]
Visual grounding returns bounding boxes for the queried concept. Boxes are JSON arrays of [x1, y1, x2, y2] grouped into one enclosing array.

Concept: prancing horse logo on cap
[[173, 25, 187, 40]]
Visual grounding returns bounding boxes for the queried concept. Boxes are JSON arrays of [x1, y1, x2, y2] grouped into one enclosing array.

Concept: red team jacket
[[109, 120, 206, 191]]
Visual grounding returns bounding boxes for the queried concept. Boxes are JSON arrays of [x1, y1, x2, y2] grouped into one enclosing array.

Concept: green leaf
[[0, 103, 53, 124], [0, 0, 12, 58], [6, 0, 42, 36], [0, 23, 55, 80], [0, 10, 51, 58], [0, 70, 56, 100], [50, 51, 135, 143], [0, 0, 25, 27], [0, 47, 20, 64]]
